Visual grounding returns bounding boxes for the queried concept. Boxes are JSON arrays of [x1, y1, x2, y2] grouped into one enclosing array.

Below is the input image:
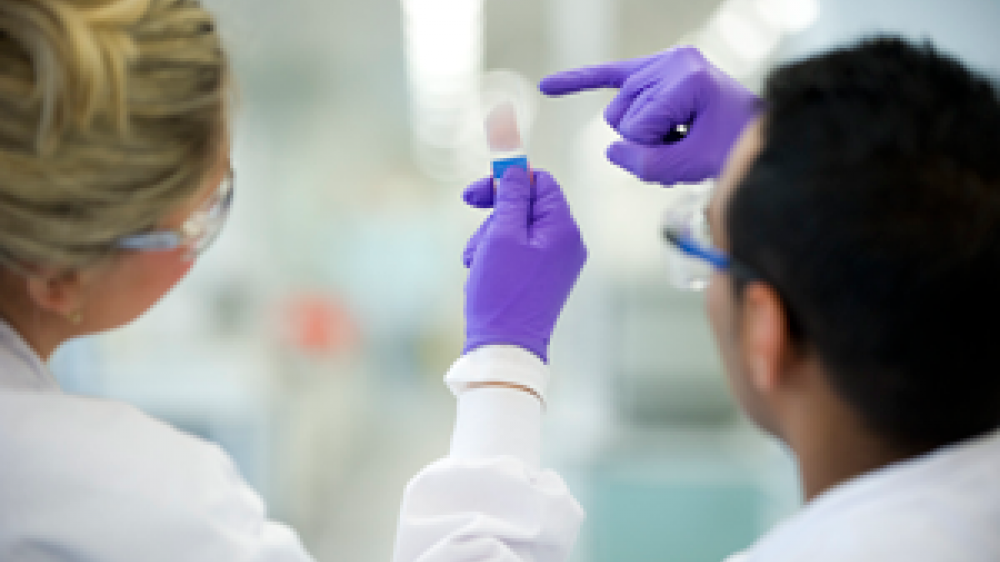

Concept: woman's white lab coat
[[0, 319, 583, 561]]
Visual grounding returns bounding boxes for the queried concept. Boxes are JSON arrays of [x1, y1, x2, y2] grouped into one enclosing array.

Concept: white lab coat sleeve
[[393, 346, 585, 562]]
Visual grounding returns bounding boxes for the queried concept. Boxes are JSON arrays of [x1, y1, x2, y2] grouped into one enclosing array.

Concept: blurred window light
[[694, 0, 818, 80], [414, 110, 467, 149], [715, 5, 781, 65], [402, 0, 485, 178], [696, 32, 752, 78], [754, 0, 820, 33], [403, 0, 481, 27], [405, 23, 481, 81]]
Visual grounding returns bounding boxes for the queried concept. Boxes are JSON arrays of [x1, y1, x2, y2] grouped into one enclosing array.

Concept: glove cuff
[[463, 336, 548, 364], [446, 345, 550, 401]]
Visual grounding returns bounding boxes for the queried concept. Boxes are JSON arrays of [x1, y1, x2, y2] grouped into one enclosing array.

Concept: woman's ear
[[24, 268, 88, 320], [739, 282, 797, 395]]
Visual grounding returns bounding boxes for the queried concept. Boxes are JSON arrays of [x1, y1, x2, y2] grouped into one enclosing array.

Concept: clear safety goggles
[[661, 183, 757, 290], [117, 169, 235, 260]]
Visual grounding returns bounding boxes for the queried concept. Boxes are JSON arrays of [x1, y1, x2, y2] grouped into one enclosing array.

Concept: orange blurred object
[[282, 294, 361, 356]]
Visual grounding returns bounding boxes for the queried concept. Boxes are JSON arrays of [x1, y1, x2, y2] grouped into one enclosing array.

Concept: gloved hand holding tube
[[540, 46, 760, 186], [461, 168, 587, 363]]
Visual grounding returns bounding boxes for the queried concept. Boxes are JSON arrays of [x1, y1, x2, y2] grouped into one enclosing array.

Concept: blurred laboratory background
[[50, 0, 1000, 561]]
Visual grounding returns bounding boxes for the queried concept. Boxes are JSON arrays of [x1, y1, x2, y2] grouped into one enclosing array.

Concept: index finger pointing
[[539, 55, 654, 96]]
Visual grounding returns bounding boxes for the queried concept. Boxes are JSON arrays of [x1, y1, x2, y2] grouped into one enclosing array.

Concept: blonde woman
[[0, 0, 587, 560]]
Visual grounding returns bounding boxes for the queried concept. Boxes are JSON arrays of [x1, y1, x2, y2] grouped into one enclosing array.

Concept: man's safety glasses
[[117, 170, 235, 260], [661, 184, 757, 290]]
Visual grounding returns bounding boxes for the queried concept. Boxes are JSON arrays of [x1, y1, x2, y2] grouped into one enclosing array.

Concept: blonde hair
[[0, 0, 230, 271]]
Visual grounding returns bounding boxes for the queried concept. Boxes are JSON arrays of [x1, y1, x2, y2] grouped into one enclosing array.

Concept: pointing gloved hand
[[461, 167, 587, 363], [540, 46, 759, 186]]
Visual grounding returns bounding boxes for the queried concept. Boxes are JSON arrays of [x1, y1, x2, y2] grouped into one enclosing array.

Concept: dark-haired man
[[540, 36, 1000, 560], [394, 36, 1000, 562]]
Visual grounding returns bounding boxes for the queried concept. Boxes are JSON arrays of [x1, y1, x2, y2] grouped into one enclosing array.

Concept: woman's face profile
[[72, 156, 232, 335]]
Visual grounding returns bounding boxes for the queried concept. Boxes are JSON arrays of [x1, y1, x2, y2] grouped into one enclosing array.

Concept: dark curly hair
[[727, 36, 1000, 451]]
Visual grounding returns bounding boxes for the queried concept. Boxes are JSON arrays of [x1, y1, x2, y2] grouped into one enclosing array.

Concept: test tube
[[485, 102, 529, 179]]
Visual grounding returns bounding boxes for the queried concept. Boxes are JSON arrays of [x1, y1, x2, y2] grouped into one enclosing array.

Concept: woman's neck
[[0, 275, 69, 362]]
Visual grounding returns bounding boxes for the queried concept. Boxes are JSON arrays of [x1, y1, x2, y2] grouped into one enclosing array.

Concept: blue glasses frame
[[661, 224, 759, 282], [117, 170, 234, 259]]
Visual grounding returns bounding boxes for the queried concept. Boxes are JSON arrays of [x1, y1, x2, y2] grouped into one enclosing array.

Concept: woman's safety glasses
[[117, 170, 234, 260], [661, 184, 757, 290]]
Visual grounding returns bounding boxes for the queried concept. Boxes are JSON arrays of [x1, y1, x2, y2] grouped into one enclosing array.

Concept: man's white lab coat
[[732, 423, 1000, 561]]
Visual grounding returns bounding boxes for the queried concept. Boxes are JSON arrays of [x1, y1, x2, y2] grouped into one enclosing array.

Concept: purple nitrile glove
[[540, 46, 760, 186], [461, 167, 587, 363]]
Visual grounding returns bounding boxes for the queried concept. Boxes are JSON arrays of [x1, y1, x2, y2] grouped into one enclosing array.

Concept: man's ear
[[24, 268, 88, 319], [739, 282, 797, 395]]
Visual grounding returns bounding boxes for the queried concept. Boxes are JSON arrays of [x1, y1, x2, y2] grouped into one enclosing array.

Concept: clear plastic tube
[[485, 102, 529, 179]]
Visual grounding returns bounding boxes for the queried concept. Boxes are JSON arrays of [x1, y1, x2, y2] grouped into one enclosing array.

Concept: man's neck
[[782, 373, 922, 501], [795, 420, 914, 501]]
